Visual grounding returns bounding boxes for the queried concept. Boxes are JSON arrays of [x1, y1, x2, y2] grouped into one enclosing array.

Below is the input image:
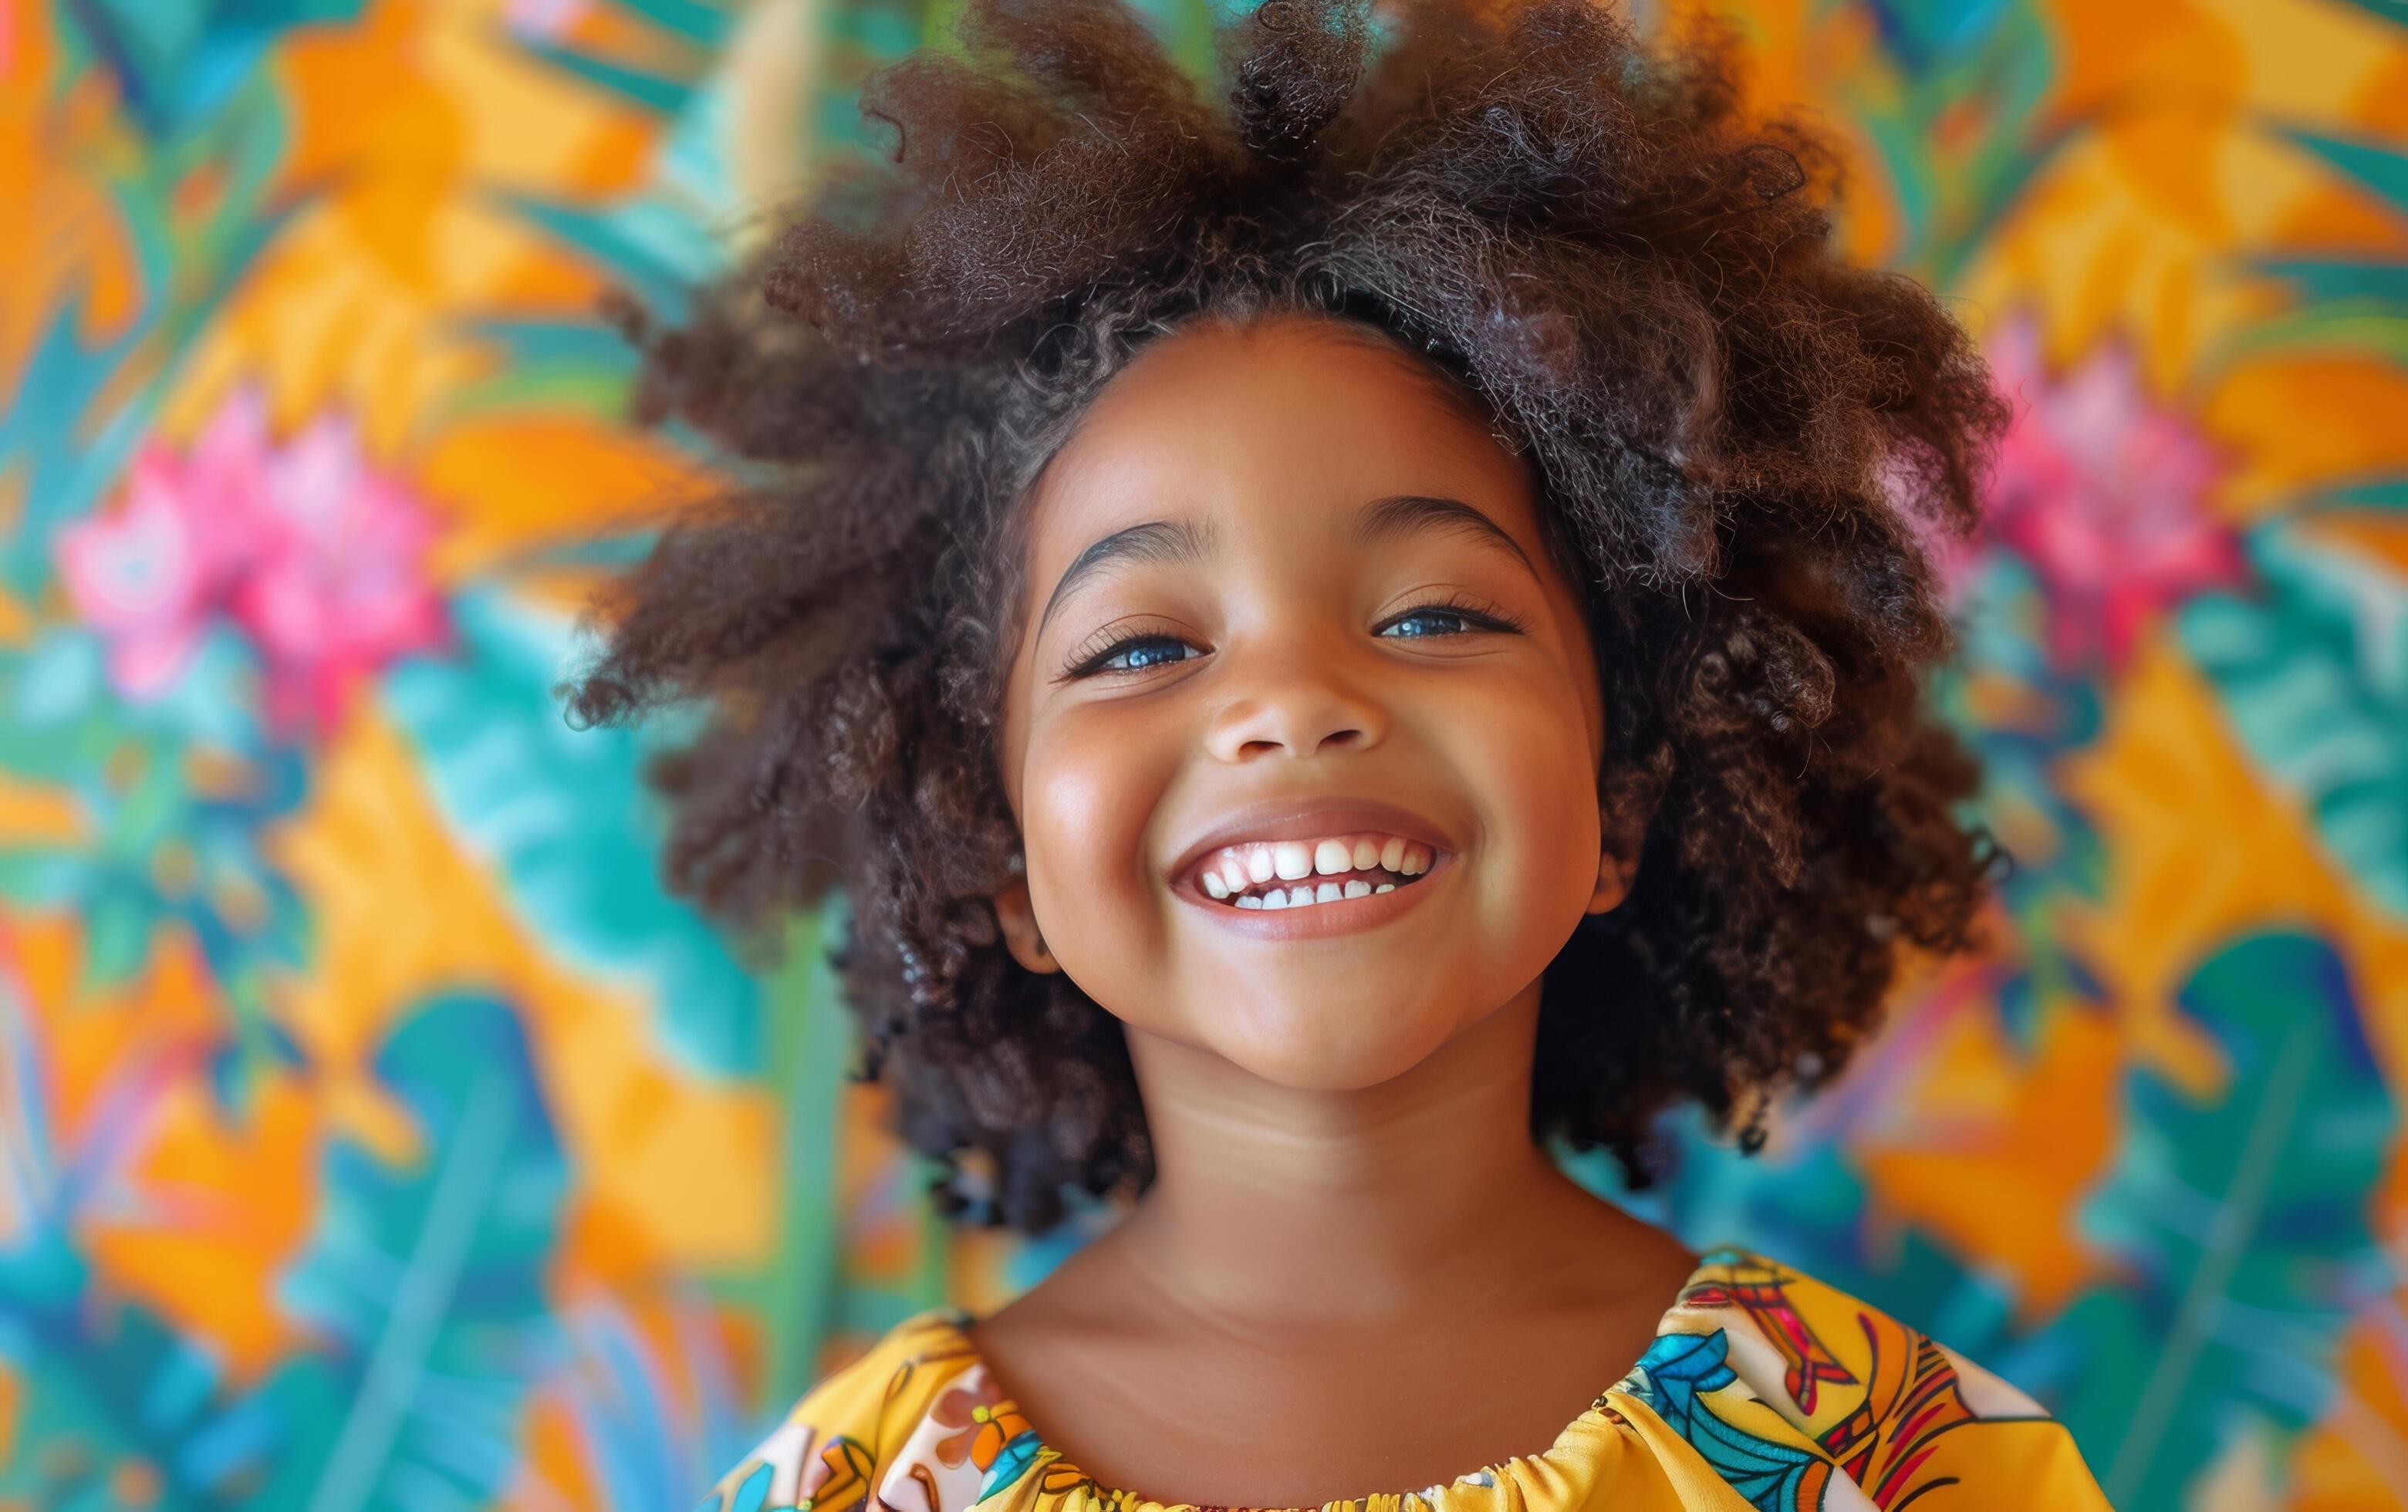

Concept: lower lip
[[1174, 850, 1456, 940]]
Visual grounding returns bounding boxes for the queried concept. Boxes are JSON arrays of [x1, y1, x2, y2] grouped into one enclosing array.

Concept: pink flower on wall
[[56, 384, 450, 737], [1967, 313, 2248, 676], [54, 439, 250, 701]]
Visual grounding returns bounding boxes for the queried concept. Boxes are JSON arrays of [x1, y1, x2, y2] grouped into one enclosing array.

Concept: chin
[[1194, 1000, 1461, 1090]]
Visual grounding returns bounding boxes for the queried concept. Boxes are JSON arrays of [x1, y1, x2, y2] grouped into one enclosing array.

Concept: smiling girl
[[569, 0, 2112, 1506]]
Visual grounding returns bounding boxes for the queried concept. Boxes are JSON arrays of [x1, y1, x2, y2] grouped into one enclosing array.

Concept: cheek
[[1018, 710, 1179, 936], [1447, 669, 1604, 909]]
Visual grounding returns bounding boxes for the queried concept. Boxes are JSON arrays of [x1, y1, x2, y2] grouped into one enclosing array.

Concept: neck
[[1103, 984, 1599, 1339]]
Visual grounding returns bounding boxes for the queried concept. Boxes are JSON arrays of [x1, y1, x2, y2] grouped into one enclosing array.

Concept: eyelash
[[1058, 591, 1532, 681]]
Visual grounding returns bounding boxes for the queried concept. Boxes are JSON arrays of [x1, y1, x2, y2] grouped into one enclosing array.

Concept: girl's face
[[993, 312, 1630, 1091]]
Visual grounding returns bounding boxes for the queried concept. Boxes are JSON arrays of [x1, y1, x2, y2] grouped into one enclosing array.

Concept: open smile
[[1169, 844, 1457, 939]]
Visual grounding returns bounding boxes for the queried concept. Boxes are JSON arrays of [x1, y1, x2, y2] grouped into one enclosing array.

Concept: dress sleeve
[[1660, 1250, 2114, 1509], [691, 1328, 909, 1512]]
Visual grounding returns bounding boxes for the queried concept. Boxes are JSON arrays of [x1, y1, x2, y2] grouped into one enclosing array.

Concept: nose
[[1201, 641, 1389, 763]]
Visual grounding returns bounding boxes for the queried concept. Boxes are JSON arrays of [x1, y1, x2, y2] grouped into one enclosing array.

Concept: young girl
[[570, 0, 2112, 1505]]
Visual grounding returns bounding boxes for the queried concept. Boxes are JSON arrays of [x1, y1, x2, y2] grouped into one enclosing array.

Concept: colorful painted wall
[[2, 1, 2403, 1508]]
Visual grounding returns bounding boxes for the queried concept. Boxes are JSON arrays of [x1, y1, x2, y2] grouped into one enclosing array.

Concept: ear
[[1585, 812, 1642, 916], [991, 861, 1062, 974]]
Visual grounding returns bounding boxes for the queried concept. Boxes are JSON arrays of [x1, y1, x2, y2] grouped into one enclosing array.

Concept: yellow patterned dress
[[693, 1247, 2111, 1511]]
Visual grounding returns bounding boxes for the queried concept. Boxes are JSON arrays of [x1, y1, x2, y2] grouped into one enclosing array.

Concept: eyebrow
[[1034, 493, 1538, 641]]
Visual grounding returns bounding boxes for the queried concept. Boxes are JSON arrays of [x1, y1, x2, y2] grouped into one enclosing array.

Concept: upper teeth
[[1187, 832, 1437, 908]]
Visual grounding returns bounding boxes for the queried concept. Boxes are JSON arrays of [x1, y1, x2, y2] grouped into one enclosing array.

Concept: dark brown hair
[[565, 0, 2015, 1234]]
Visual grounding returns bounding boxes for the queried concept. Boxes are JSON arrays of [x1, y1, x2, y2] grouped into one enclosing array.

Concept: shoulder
[[1619, 1245, 2112, 1507], [691, 1306, 981, 1512]]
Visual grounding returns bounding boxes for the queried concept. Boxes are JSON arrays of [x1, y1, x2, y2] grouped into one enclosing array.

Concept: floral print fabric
[[693, 1247, 2109, 1512]]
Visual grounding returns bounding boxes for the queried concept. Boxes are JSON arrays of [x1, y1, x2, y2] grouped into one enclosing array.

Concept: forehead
[[1022, 313, 1538, 555]]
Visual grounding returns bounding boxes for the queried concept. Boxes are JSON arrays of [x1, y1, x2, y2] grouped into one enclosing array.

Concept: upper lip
[[1167, 795, 1458, 891]]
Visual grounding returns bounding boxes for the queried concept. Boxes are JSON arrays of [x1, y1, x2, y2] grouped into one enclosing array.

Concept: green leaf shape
[[2251, 255, 2408, 307], [603, 0, 735, 46], [0, 1270, 283, 1509], [0, 625, 312, 1105], [436, 318, 643, 429], [2205, 296, 2408, 371], [380, 586, 762, 1077], [2278, 127, 2408, 218], [2058, 931, 2393, 1510], [2178, 525, 2408, 916], [69, 0, 366, 137], [252, 993, 571, 1512], [513, 39, 697, 113], [0, 963, 286, 1509], [498, 194, 725, 329]]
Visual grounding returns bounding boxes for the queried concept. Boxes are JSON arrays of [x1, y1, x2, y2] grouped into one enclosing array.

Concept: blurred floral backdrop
[[2, 0, 2404, 1508]]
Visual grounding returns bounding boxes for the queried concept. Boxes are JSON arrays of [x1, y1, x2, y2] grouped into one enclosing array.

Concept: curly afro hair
[[564, 0, 2016, 1236]]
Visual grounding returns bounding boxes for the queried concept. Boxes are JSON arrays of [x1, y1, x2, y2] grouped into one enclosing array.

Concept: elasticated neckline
[[910, 1249, 1729, 1512]]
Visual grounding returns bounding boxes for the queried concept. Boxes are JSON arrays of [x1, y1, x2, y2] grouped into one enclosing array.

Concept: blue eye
[[1059, 593, 1525, 680], [1086, 636, 1198, 674], [1380, 606, 1488, 638]]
